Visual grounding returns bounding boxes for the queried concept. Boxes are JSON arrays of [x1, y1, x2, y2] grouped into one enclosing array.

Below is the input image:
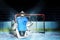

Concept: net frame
[[11, 14, 45, 33], [25, 14, 45, 33]]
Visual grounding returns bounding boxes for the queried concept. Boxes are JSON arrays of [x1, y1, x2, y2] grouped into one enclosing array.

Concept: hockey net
[[25, 14, 45, 33], [11, 14, 45, 33]]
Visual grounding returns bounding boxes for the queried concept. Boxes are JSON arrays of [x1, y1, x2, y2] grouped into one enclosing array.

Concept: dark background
[[0, 0, 60, 31], [0, 0, 60, 21]]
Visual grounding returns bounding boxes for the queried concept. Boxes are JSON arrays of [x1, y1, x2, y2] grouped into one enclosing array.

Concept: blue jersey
[[16, 16, 28, 31]]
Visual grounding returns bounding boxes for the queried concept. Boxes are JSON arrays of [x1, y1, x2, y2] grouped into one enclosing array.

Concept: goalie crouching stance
[[12, 11, 33, 38]]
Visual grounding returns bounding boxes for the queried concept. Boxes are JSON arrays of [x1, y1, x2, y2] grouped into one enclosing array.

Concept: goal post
[[25, 14, 45, 33], [11, 14, 45, 33]]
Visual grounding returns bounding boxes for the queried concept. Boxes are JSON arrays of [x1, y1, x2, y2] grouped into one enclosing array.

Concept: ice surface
[[0, 32, 60, 40]]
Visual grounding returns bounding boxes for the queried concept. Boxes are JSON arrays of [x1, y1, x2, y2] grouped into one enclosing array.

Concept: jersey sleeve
[[24, 17, 28, 22], [26, 17, 28, 22]]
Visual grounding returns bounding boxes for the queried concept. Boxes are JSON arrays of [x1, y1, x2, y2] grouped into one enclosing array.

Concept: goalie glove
[[12, 23, 17, 30]]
